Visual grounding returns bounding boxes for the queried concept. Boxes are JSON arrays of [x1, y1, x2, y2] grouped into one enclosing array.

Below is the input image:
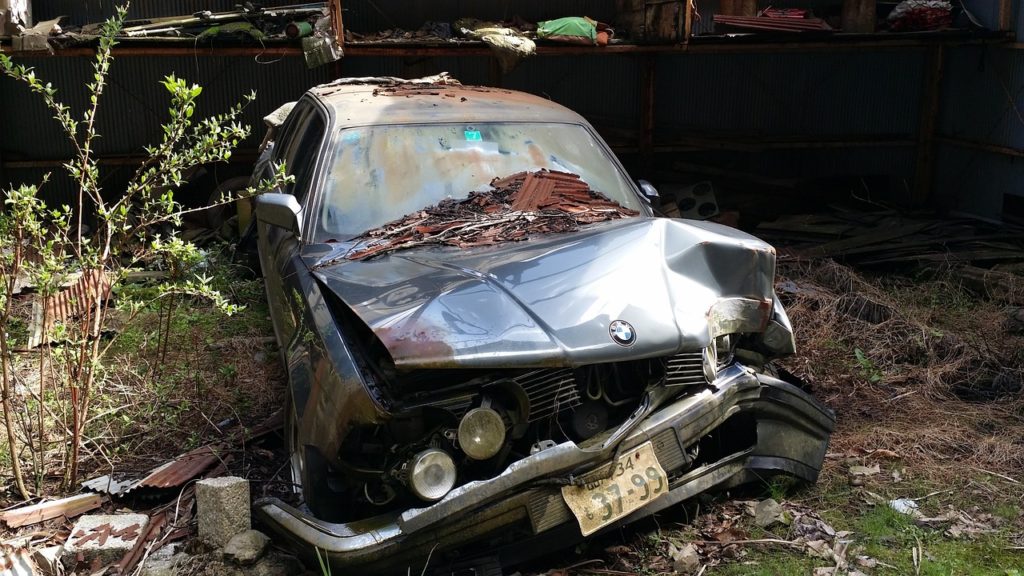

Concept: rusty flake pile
[[346, 169, 639, 260]]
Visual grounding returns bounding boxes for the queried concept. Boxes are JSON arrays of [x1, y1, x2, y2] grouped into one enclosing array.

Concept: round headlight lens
[[407, 449, 457, 502], [458, 407, 506, 460]]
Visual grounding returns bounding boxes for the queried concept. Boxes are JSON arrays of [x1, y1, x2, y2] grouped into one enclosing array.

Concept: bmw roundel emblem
[[609, 320, 636, 347]]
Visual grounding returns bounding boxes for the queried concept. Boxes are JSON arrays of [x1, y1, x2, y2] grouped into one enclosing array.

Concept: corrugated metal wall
[[8, 1, 1008, 212], [936, 1, 1024, 221], [655, 51, 924, 138], [1, 53, 330, 205]]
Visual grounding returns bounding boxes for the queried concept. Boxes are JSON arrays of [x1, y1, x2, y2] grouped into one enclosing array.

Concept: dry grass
[[778, 259, 1024, 484], [0, 266, 285, 499]]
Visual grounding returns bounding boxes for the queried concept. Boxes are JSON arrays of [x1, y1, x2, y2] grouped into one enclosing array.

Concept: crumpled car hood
[[311, 217, 777, 369]]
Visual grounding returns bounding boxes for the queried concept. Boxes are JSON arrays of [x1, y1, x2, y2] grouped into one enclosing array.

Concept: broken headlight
[[704, 334, 738, 382], [715, 334, 736, 367]]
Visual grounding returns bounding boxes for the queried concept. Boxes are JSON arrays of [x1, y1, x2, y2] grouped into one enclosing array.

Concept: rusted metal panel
[[137, 445, 224, 489], [29, 269, 111, 348]]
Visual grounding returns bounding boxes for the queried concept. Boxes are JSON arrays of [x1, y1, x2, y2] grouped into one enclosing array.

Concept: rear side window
[[272, 104, 327, 204]]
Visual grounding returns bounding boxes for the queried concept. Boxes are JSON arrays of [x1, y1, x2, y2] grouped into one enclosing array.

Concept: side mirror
[[255, 193, 302, 237], [637, 179, 659, 204]]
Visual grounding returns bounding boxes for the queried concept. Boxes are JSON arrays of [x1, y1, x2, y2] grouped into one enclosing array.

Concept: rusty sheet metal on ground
[[343, 170, 639, 261], [28, 268, 111, 348], [82, 475, 139, 497], [138, 444, 225, 489], [82, 409, 280, 496]]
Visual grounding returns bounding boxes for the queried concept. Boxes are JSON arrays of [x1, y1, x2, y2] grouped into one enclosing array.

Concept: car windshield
[[315, 122, 642, 241]]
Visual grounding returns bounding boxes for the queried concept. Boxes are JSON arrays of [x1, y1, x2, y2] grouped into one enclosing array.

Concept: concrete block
[[63, 513, 149, 568], [196, 476, 250, 547]]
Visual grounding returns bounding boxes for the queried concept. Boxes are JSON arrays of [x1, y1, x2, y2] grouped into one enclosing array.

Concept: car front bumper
[[254, 364, 835, 574]]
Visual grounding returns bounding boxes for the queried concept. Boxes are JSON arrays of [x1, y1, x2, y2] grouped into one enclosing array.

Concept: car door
[[257, 99, 328, 351]]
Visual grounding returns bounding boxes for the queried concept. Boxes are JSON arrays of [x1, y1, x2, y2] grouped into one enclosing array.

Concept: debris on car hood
[[315, 217, 780, 369], [344, 170, 639, 260]]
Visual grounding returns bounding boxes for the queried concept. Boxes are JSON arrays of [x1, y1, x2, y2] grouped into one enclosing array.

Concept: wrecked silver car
[[251, 75, 834, 574]]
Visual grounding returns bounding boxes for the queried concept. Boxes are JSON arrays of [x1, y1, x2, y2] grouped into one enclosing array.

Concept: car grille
[[664, 351, 707, 387], [515, 369, 581, 422]]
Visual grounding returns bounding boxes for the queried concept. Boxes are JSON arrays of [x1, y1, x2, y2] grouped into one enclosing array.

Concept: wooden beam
[[1, 35, 1009, 58], [332, 0, 345, 50], [331, 0, 345, 79], [936, 135, 1024, 158], [841, 0, 877, 33], [683, 0, 695, 42], [0, 493, 106, 528], [913, 45, 944, 204], [999, 0, 1014, 31], [718, 0, 758, 17]]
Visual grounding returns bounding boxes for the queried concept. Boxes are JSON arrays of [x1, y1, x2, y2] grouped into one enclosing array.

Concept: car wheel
[[285, 394, 337, 520]]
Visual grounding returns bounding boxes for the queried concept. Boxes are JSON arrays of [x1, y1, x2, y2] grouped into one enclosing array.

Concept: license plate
[[561, 442, 668, 536]]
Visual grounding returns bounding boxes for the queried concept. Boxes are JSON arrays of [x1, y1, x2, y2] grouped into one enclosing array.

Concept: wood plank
[[0, 494, 106, 528], [842, 0, 877, 33], [913, 45, 944, 204], [999, 0, 1014, 31], [799, 222, 934, 258], [936, 135, 1024, 158], [863, 249, 1024, 264]]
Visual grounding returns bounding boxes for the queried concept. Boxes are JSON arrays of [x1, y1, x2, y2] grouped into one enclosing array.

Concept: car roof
[[307, 76, 589, 129]]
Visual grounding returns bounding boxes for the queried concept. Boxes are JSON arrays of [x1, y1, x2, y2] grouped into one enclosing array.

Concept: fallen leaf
[[669, 542, 700, 575], [855, 555, 878, 568], [849, 464, 881, 476]]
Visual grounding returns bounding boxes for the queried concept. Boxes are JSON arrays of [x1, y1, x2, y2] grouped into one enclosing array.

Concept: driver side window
[[273, 104, 326, 205]]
